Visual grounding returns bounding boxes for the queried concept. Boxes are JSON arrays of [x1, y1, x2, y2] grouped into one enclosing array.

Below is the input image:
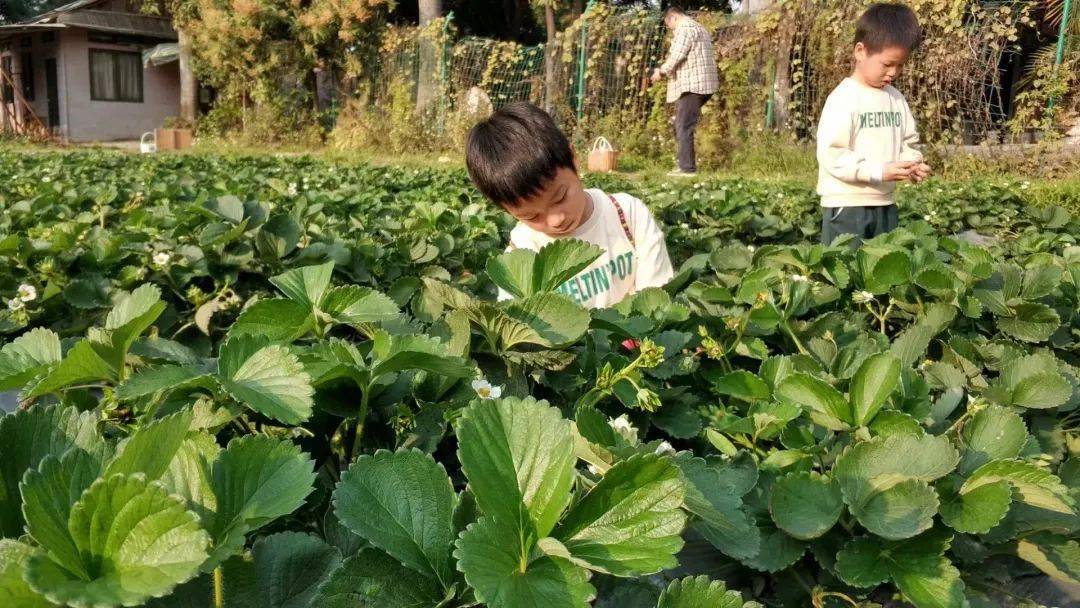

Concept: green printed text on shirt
[[858, 111, 903, 129], [556, 251, 634, 304]]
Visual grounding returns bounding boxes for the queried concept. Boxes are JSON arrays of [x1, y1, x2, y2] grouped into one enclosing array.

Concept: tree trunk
[[773, 22, 793, 131], [177, 27, 197, 125], [415, 0, 443, 114], [543, 3, 556, 112]]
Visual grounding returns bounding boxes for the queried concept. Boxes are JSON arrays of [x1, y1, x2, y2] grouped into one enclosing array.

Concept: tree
[[416, 0, 444, 113], [0, 0, 69, 24]]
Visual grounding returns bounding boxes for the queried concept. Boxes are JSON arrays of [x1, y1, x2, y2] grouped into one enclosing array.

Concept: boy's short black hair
[[855, 3, 922, 53], [465, 101, 576, 206]]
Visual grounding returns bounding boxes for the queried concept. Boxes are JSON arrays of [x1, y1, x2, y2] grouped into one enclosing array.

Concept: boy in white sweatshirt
[[816, 2, 932, 246]]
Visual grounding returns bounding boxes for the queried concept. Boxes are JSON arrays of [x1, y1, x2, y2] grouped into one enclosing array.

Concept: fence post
[[576, 0, 595, 121], [1047, 0, 1073, 112], [439, 11, 455, 133], [764, 63, 776, 130]]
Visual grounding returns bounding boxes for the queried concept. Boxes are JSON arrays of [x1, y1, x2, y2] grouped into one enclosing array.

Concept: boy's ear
[[853, 41, 868, 61]]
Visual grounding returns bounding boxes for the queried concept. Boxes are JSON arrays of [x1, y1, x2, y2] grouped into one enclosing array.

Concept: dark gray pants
[[820, 204, 898, 247], [675, 92, 711, 172]]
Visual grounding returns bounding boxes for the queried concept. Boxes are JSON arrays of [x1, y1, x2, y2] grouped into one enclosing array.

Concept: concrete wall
[[59, 28, 180, 142]]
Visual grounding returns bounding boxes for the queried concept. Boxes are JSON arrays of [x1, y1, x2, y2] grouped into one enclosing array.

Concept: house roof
[[0, 0, 176, 42]]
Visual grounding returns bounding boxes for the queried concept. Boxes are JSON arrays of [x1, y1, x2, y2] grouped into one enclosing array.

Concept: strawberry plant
[[0, 150, 1077, 608]]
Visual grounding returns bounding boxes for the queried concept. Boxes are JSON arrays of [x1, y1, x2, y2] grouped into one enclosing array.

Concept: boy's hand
[[883, 161, 917, 182], [650, 68, 663, 84], [909, 162, 932, 183]]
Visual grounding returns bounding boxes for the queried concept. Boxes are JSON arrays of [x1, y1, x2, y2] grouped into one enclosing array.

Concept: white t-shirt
[[499, 189, 674, 309]]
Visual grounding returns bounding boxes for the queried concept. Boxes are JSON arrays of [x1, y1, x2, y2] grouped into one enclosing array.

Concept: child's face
[[853, 43, 910, 88], [504, 167, 590, 237]]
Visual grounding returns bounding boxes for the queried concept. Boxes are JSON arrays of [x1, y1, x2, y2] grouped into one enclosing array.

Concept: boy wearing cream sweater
[[816, 3, 931, 246]]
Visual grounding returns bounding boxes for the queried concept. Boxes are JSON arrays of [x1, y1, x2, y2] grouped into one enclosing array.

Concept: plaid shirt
[[660, 18, 719, 103]]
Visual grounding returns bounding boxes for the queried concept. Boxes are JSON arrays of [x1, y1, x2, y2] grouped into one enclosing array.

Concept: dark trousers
[[675, 92, 712, 172], [820, 204, 899, 247]]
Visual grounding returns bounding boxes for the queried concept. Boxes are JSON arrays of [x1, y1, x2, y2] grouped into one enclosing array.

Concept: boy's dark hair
[[465, 101, 575, 206], [855, 3, 922, 53]]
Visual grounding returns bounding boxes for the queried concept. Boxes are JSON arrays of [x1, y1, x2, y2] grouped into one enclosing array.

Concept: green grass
[[3, 136, 1078, 203]]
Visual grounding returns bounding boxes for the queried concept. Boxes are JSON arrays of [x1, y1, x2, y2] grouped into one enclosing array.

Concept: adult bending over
[[651, 6, 719, 177]]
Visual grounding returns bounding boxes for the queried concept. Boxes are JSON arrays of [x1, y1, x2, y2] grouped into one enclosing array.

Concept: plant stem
[[213, 566, 224, 608], [781, 321, 808, 355], [351, 387, 372, 462], [879, 302, 894, 334]]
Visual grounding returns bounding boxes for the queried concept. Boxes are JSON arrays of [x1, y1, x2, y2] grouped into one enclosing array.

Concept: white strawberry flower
[[17, 284, 36, 302], [587, 464, 601, 476], [789, 274, 808, 283], [287, 182, 299, 196], [747, 245, 756, 252], [153, 252, 171, 267], [610, 414, 633, 433], [7, 298, 24, 311], [923, 215, 932, 221], [852, 290, 875, 304], [654, 441, 676, 456], [471, 378, 503, 400]]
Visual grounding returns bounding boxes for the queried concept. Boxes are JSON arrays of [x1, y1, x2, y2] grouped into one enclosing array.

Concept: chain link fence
[[330, 1, 1048, 158]]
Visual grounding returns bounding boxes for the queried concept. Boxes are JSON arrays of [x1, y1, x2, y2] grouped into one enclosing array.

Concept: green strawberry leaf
[[0, 405, 102, 536], [456, 396, 575, 540], [369, 331, 474, 380], [768, 472, 844, 540], [849, 353, 900, 426], [776, 373, 852, 430], [998, 303, 1060, 343], [657, 575, 752, 608], [158, 433, 221, 522], [333, 449, 456, 586], [939, 478, 1012, 534], [0, 540, 53, 608], [25, 340, 116, 398], [957, 406, 1027, 475], [834, 434, 958, 539], [676, 454, 760, 561], [320, 285, 400, 327], [962, 459, 1074, 515], [218, 335, 314, 424], [556, 454, 686, 576], [710, 371, 771, 402], [889, 303, 956, 368], [205, 436, 316, 568], [0, 328, 61, 391], [271, 261, 335, 307], [310, 549, 445, 608], [454, 516, 594, 608], [230, 299, 314, 342], [1017, 533, 1080, 585], [251, 532, 342, 608], [104, 410, 193, 481], [21, 446, 112, 579], [26, 474, 209, 608], [115, 364, 217, 401]]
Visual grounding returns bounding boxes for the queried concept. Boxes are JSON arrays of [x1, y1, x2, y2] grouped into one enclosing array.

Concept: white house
[[0, 0, 180, 142]]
